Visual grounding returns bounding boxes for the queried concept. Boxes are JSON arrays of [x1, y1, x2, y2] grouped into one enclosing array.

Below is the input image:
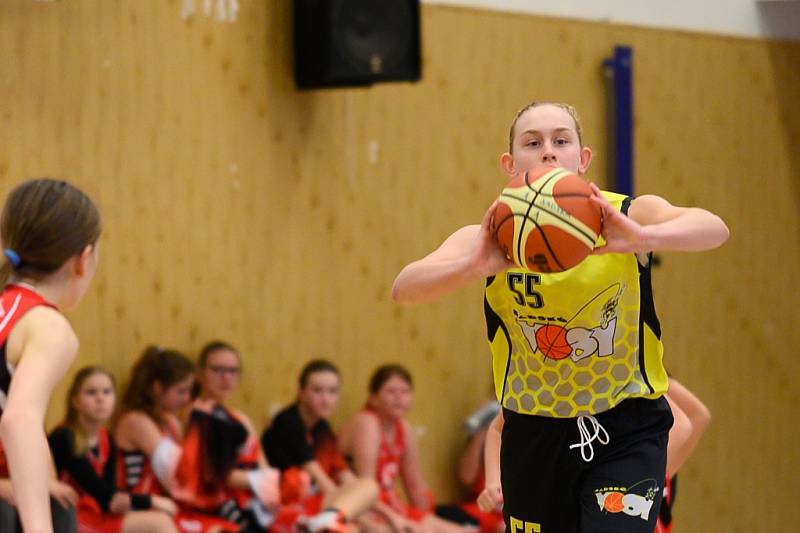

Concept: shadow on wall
[[766, 39, 800, 197], [756, 1, 800, 42]]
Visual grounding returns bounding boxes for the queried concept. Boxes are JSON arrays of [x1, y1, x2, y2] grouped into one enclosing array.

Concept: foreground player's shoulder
[[18, 305, 76, 343], [7, 306, 77, 366]]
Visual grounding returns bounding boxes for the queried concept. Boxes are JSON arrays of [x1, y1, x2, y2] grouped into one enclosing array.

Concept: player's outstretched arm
[[589, 184, 729, 254], [392, 202, 515, 305]]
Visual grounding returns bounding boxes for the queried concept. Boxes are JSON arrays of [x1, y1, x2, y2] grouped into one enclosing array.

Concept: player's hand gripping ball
[[492, 168, 602, 273]]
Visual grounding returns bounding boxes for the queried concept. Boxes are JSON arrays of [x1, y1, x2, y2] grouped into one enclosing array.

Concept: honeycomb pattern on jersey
[[490, 263, 654, 418]]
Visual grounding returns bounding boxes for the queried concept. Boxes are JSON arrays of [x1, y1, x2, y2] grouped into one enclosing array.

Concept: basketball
[[603, 491, 625, 513], [492, 167, 602, 273], [534, 324, 571, 360]]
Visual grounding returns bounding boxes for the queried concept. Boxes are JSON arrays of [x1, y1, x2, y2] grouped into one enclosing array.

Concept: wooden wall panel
[[0, 1, 797, 530]]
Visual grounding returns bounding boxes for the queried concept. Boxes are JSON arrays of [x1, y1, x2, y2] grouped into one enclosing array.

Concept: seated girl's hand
[[247, 467, 280, 509], [151, 494, 178, 516], [48, 479, 78, 509], [109, 492, 132, 514], [477, 482, 503, 513]]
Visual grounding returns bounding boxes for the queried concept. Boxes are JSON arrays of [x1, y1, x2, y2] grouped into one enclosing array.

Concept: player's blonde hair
[[508, 101, 584, 153]]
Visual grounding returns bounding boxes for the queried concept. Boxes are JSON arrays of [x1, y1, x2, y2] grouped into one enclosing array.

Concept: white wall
[[423, 0, 800, 41]]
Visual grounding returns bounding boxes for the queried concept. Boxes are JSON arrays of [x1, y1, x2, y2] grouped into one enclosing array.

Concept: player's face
[[200, 349, 241, 402], [299, 371, 340, 420], [157, 375, 195, 412], [371, 375, 412, 421], [73, 372, 115, 424], [504, 105, 591, 177]]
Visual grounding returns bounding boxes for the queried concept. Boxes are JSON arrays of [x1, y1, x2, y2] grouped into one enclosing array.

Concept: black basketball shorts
[[501, 397, 673, 533]]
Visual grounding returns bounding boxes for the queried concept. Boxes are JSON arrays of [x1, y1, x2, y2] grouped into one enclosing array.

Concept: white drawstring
[[569, 415, 610, 462]]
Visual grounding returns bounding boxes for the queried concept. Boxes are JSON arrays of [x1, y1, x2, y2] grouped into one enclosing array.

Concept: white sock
[[305, 509, 340, 531]]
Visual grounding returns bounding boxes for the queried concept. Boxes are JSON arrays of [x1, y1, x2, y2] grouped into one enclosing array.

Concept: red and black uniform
[[261, 403, 348, 531], [217, 414, 263, 527], [261, 403, 347, 479], [49, 425, 152, 533], [0, 284, 77, 531], [117, 416, 182, 497], [0, 284, 57, 476], [117, 411, 244, 533], [360, 408, 431, 522]]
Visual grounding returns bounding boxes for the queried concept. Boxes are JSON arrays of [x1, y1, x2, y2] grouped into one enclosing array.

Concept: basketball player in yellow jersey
[[392, 102, 729, 533]]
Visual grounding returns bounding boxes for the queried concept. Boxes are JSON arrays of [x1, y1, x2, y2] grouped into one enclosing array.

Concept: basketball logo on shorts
[[594, 479, 660, 521]]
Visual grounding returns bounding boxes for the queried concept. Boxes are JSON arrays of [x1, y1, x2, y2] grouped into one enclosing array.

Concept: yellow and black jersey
[[485, 191, 668, 418]]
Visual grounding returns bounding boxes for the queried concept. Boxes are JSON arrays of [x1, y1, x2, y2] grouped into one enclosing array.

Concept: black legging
[[0, 499, 77, 533]]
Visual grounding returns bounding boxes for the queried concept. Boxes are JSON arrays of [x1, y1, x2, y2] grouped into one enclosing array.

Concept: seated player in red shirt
[[261, 359, 377, 533], [114, 346, 244, 533], [193, 341, 280, 530], [49, 365, 178, 532], [338, 364, 474, 533]]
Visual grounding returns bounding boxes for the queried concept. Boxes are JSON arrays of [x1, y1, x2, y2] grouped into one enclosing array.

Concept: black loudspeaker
[[293, 0, 421, 89]]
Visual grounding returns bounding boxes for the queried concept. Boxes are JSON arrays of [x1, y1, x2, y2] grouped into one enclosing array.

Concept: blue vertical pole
[[603, 46, 634, 196]]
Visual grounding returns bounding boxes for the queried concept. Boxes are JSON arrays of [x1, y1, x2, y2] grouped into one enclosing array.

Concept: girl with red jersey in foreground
[[0, 178, 100, 533], [49, 366, 177, 532]]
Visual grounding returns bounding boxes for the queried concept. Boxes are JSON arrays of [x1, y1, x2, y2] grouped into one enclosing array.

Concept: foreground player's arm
[[477, 412, 503, 513], [392, 202, 515, 305], [665, 378, 711, 477], [590, 184, 729, 254], [0, 308, 78, 533]]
